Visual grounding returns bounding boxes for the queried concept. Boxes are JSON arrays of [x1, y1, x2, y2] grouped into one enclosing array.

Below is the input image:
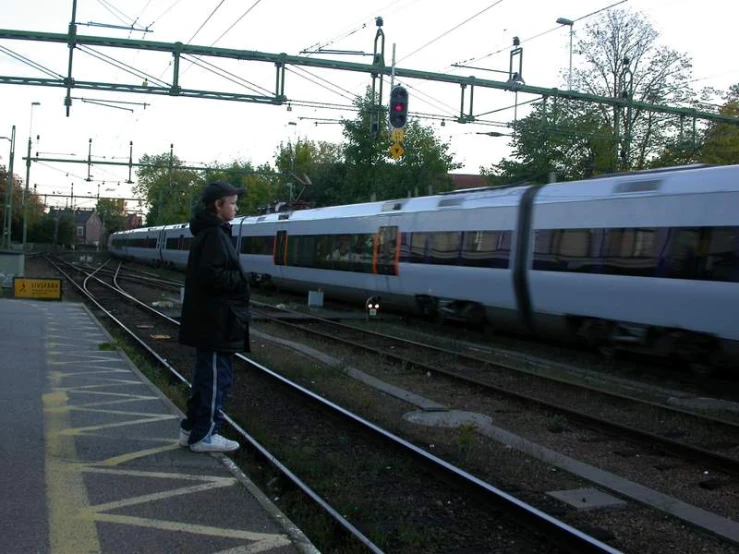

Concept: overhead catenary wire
[[127, 0, 156, 38], [287, 66, 359, 102], [185, 0, 228, 45], [78, 44, 170, 87], [392, 79, 459, 119], [209, 0, 264, 47], [451, 0, 628, 68], [96, 0, 136, 27], [180, 54, 272, 96], [145, 0, 186, 30], [398, 0, 506, 64], [301, 0, 423, 54]]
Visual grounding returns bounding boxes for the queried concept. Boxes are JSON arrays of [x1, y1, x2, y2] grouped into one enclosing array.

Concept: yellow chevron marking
[[86, 514, 292, 545], [43, 391, 101, 554], [50, 413, 178, 436], [93, 443, 182, 467]]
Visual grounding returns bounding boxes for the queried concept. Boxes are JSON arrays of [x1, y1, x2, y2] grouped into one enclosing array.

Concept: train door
[[155, 228, 166, 265], [373, 225, 400, 297], [274, 230, 288, 277]]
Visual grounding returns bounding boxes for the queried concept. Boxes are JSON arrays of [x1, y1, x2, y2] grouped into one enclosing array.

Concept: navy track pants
[[181, 349, 233, 445]]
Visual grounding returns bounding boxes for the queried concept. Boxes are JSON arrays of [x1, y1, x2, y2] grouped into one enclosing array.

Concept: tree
[[0, 166, 24, 243], [203, 160, 279, 215], [483, 9, 707, 183], [575, 9, 697, 170], [342, 88, 459, 203], [134, 153, 203, 226], [273, 138, 345, 208], [697, 84, 739, 164], [95, 197, 127, 245]]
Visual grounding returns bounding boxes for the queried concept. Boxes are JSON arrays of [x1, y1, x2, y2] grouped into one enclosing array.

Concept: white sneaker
[[190, 433, 240, 453], [178, 428, 190, 447]]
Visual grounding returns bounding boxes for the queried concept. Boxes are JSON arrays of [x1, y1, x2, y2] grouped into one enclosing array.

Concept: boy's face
[[215, 195, 239, 222]]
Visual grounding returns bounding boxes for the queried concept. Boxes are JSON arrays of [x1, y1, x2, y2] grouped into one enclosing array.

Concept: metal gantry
[[1, 24, 738, 127]]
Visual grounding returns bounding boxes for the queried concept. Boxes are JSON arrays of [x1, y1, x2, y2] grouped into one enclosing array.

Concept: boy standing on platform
[[178, 181, 251, 453]]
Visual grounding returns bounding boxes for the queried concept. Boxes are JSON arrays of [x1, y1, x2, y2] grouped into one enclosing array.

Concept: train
[[109, 164, 739, 371]]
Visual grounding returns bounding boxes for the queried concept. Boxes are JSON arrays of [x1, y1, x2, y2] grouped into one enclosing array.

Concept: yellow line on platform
[[43, 389, 101, 554]]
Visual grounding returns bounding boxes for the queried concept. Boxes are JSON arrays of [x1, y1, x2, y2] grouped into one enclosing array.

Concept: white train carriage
[[108, 226, 163, 264], [236, 191, 523, 328], [159, 223, 194, 269], [527, 165, 739, 363], [109, 163, 739, 367]]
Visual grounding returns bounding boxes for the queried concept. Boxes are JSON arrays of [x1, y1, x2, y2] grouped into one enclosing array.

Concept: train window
[[704, 227, 738, 282], [287, 236, 317, 267], [241, 236, 274, 255], [408, 233, 428, 263], [661, 227, 701, 279], [601, 228, 657, 276], [533, 230, 559, 270], [460, 231, 511, 268], [429, 232, 461, 265], [557, 229, 596, 272], [529, 226, 737, 281]]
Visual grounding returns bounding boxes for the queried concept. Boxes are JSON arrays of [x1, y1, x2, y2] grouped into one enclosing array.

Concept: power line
[[450, 0, 628, 68], [78, 45, 170, 87], [146, 0, 186, 29], [209, 0, 264, 46], [398, 0, 506, 64], [181, 54, 272, 96], [186, 0, 228, 45], [96, 0, 136, 27], [301, 0, 421, 54], [287, 66, 359, 102]]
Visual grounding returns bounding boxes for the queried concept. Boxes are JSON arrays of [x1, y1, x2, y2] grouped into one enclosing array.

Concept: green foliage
[[95, 197, 127, 241], [482, 8, 735, 183], [201, 160, 279, 216], [698, 97, 739, 165], [268, 92, 457, 208], [339, 88, 458, 203], [134, 152, 204, 226], [32, 211, 75, 246]]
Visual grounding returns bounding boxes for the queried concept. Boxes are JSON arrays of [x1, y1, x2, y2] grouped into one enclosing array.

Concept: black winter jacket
[[178, 210, 250, 352]]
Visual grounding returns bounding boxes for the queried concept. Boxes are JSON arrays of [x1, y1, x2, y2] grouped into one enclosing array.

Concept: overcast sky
[[1, 0, 737, 212]]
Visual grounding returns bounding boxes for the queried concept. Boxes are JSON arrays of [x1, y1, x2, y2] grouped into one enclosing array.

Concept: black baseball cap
[[201, 181, 245, 204]]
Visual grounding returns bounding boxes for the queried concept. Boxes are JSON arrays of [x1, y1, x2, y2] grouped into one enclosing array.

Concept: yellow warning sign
[[391, 129, 405, 142], [13, 278, 62, 300], [389, 142, 405, 159]]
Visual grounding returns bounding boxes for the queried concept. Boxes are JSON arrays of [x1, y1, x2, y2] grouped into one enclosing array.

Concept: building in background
[[48, 208, 103, 247], [449, 174, 487, 190]]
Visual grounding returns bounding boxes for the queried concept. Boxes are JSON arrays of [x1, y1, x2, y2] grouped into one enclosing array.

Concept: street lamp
[[1, 126, 16, 250], [22, 101, 40, 249], [556, 17, 575, 90]]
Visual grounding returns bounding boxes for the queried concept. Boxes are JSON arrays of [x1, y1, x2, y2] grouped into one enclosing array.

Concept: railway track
[[44, 255, 627, 553], [253, 301, 739, 463]]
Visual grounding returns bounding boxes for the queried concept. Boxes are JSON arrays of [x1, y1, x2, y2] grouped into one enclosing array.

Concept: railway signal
[[388, 86, 409, 130]]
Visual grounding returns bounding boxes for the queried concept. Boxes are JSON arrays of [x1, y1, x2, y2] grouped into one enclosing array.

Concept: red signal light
[[389, 86, 409, 130]]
